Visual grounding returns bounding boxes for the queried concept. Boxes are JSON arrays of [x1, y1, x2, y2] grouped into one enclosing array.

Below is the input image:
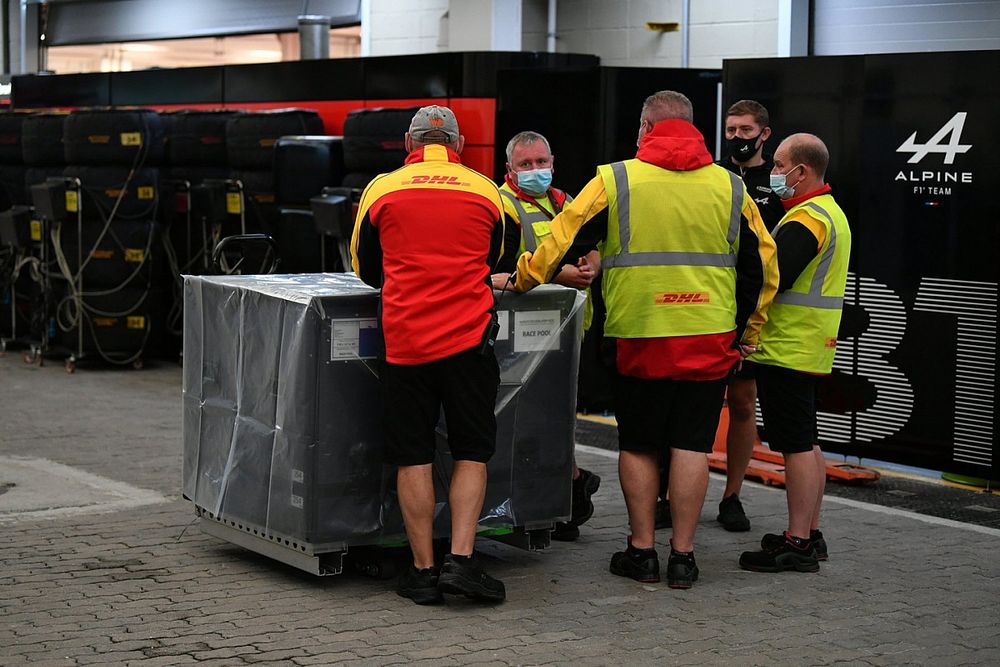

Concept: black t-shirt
[[717, 155, 785, 232]]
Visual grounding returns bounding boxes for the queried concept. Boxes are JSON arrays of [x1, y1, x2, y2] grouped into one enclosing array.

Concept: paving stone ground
[[2, 355, 999, 666]]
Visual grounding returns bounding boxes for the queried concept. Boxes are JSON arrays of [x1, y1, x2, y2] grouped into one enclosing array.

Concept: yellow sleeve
[[739, 195, 780, 347], [350, 177, 381, 276], [784, 209, 827, 250], [513, 175, 609, 292]]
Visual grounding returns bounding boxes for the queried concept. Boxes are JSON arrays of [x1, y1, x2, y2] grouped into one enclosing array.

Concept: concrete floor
[[2, 354, 999, 666]]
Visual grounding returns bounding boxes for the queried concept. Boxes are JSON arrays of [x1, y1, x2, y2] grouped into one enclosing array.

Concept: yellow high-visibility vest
[[598, 159, 745, 338], [751, 194, 851, 373]]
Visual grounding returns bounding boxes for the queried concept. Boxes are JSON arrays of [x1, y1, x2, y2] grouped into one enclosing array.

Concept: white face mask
[[770, 164, 803, 199]]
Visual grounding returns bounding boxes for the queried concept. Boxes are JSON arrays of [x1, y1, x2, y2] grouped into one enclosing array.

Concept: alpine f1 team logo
[[894, 112, 972, 195]]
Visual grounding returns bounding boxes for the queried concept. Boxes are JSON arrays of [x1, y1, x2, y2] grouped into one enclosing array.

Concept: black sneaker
[[741, 532, 819, 573], [570, 468, 601, 527], [437, 553, 506, 602], [551, 522, 580, 542], [811, 530, 828, 561], [609, 544, 660, 583], [654, 498, 672, 530], [761, 530, 828, 561], [717, 494, 751, 532], [666, 547, 699, 589], [397, 565, 443, 605]]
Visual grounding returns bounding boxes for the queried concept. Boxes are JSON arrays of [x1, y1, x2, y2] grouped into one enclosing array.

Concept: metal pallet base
[[199, 517, 345, 576]]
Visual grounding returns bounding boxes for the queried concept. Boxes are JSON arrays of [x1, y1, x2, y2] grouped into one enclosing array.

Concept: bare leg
[[784, 450, 820, 539], [668, 449, 709, 552], [811, 445, 826, 531], [448, 460, 488, 556], [397, 464, 436, 569], [724, 377, 757, 498], [618, 450, 659, 549]]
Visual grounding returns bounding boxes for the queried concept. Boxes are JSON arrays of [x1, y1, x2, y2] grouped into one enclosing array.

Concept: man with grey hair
[[351, 105, 509, 604], [492, 130, 602, 541], [510, 91, 778, 588]]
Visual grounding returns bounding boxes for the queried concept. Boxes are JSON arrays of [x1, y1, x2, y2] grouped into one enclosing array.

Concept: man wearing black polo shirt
[[717, 100, 785, 532]]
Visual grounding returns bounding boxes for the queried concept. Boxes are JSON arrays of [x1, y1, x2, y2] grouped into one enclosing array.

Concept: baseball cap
[[408, 105, 460, 143]]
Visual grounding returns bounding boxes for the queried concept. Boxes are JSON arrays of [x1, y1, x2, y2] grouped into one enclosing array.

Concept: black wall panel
[[112, 67, 225, 106], [12, 73, 111, 108], [725, 52, 999, 478], [600, 67, 724, 165], [224, 60, 365, 103]]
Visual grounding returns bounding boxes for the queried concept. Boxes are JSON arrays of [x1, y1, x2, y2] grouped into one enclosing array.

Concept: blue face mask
[[770, 164, 802, 200], [516, 168, 553, 195]]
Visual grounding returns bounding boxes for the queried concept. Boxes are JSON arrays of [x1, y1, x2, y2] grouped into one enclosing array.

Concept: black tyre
[[340, 171, 380, 190], [165, 110, 241, 165], [0, 165, 28, 207], [0, 112, 31, 164], [53, 218, 166, 290], [234, 170, 279, 235], [225, 110, 325, 169], [63, 109, 165, 165], [273, 136, 344, 205], [342, 107, 417, 173], [64, 165, 161, 223], [275, 208, 322, 274], [21, 113, 68, 166], [58, 287, 166, 362]]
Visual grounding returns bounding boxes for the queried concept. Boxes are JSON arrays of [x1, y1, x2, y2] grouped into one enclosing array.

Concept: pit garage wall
[[10, 52, 722, 194], [725, 51, 1000, 479], [10, 52, 602, 179]]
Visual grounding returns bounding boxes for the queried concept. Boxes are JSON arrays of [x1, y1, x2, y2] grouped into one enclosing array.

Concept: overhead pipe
[[298, 15, 331, 60], [547, 0, 556, 52], [681, 0, 690, 68], [19, 0, 27, 73]]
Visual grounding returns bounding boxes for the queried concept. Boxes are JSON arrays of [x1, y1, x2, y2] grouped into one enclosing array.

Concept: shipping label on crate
[[513, 310, 561, 353], [330, 318, 380, 360]]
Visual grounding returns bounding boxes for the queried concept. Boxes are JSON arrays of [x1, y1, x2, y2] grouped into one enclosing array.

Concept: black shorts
[[751, 361, 818, 454], [731, 359, 757, 380], [381, 346, 500, 466], [613, 371, 728, 455]]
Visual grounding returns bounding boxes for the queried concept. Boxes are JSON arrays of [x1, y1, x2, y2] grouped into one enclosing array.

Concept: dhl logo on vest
[[654, 292, 711, 304], [402, 175, 471, 187]]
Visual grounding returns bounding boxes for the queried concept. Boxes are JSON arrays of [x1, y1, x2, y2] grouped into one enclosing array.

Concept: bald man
[[740, 133, 852, 573]]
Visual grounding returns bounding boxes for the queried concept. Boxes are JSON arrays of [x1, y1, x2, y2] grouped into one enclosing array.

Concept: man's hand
[[491, 272, 513, 290], [738, 343, 757, 358], [553, 257, 596, 290]]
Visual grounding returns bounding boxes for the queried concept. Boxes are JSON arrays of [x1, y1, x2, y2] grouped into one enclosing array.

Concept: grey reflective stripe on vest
[[774, 201, 843, 309], [500, 190, 551, 252], [601, 161, 741, 270]]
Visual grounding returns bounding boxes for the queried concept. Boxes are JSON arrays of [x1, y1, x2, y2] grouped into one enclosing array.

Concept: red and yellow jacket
[[351, 144, 505, 365]]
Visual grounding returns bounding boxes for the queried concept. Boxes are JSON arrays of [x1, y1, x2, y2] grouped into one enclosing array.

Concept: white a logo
[[897, 112, 971, 165]]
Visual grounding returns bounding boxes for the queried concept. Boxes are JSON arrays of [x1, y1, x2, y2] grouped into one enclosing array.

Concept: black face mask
[[727, 133, 762, 162]]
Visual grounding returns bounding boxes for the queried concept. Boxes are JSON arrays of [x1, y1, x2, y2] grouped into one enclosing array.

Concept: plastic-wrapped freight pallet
[[182, 272, 584, 575]]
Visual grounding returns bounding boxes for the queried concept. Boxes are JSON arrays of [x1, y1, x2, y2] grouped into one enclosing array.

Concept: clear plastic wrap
[[182, 272, 585, 553]]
